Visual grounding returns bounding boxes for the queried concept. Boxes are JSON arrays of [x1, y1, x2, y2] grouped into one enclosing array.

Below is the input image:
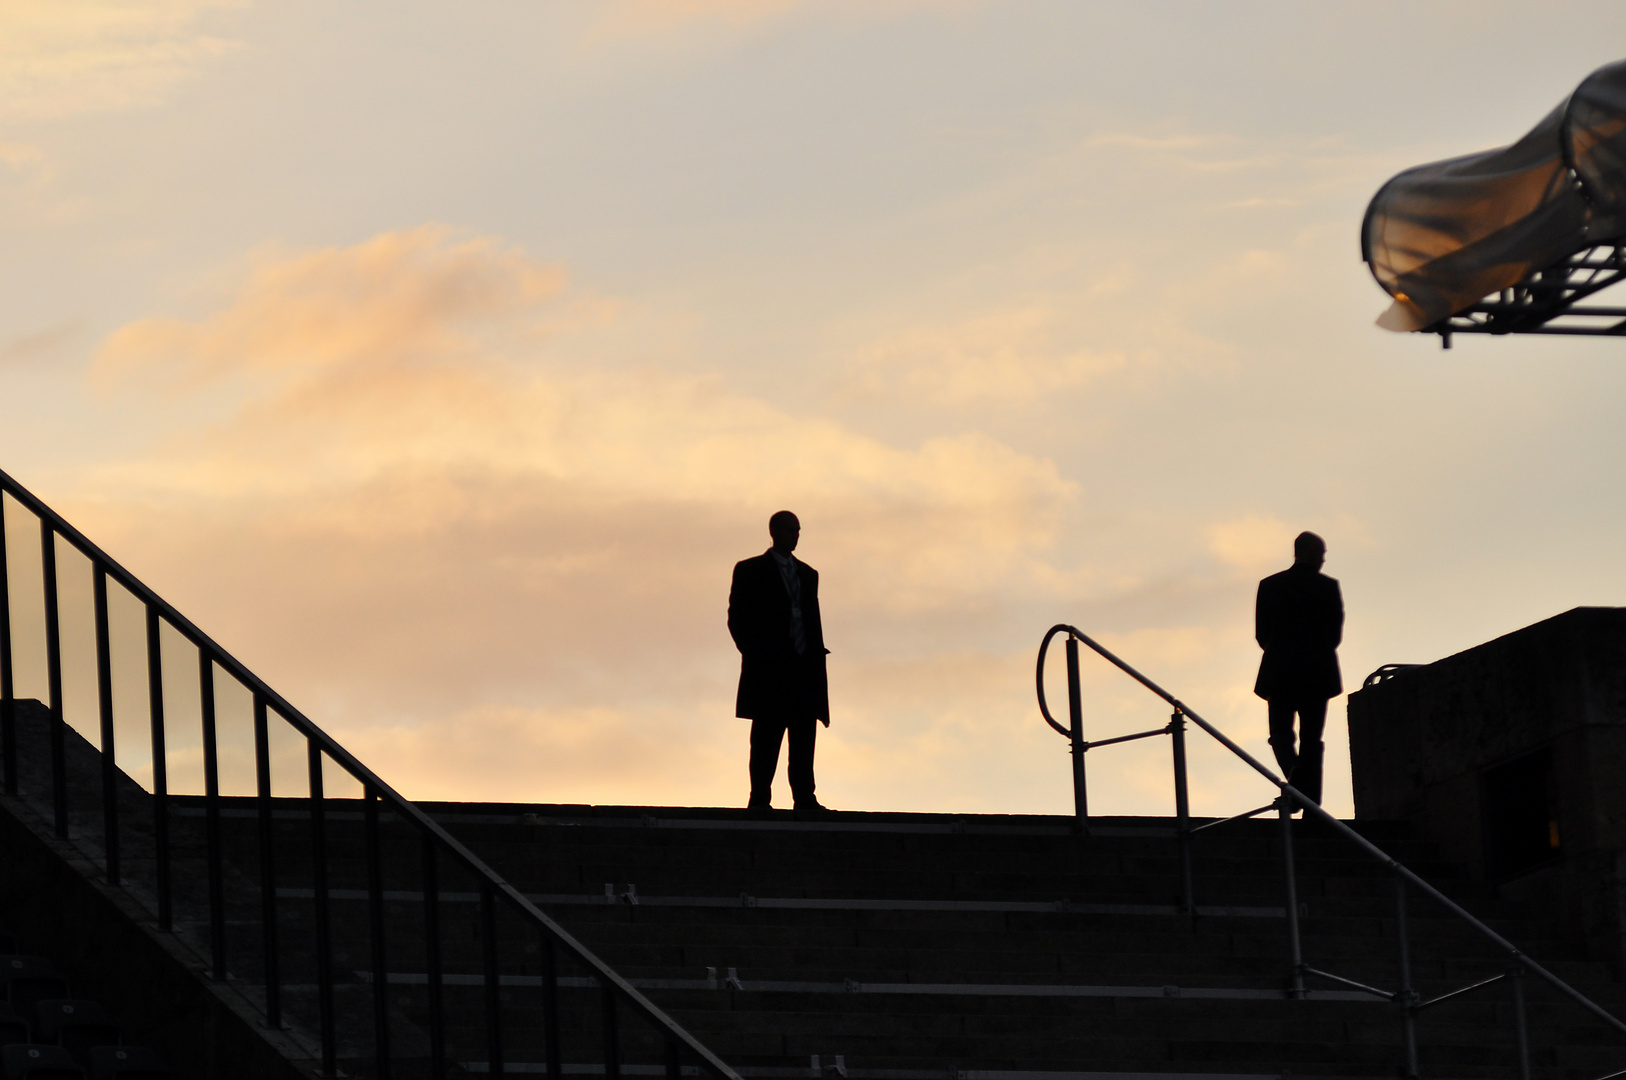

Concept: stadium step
[[153, 796, 1626, 1078]]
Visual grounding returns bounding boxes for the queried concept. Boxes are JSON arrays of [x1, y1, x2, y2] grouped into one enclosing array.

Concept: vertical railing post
[[93, 566, 119, 885], [602, 984, 622, 1080], [308, 741, 337, 1078], [1065, 634, 1088, 835], [146, 605, 171, 931], [543, 936, 562, 1080], [0, 495, 16, 798], [1170, 708, 1194, 917], [1278, 794, 1305, 999], [481, 884, 504, 1077], [1394, 873, 1420, 1080], [41, 521, 66, 838], [666, 1037, 682, 1080], [366, 785, 392, 1078], [253, 695, 281, 1029], [1510, 964, 1531, 1080], [421, 835, 445, 1080], [198, 650, 225, 980]]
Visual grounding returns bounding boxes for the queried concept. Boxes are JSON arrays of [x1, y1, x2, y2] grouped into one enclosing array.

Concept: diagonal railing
[[1037, 623, 1626, 1080], [0, 467, 741, 1080]]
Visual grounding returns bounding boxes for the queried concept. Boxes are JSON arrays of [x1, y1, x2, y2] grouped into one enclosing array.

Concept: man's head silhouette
[[1293, 531, 1325, 571], [769, 511, 800, 555]]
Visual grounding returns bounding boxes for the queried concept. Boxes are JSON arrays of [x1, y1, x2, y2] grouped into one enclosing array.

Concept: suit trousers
[[748, 714, 817, 807], [1267, 696, 1327, 805]]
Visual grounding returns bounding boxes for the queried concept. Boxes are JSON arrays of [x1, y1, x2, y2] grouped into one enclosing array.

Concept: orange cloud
[[58, 226, 1086, 813], [95, 225, 566, 391], [0, 1, 241, 122]]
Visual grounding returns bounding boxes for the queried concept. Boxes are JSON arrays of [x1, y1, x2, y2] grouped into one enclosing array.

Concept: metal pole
[[199, 650, 225, 981], [366, 786, 392, 1078], [41, 521, 66, 838], [481, 884, 504, 1077], [667, 1038, 683, 1080], [94, 566, 118, 885], [1065, 635, 1088, 834], [146, 605, 171, 931], [308, 740, 337, 1078], [0, 496, 15, 798], [1511, 965, 1531, 1080], [421, 834, 445, 1080], [1395, 874, 1420, 1080], [1170, 708, 1194, 917], [253, 695, 281, 1028], [1278, 795, 1305, 999]]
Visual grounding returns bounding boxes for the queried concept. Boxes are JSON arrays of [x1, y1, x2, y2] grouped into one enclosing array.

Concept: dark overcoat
[[1253, 565, 1343, 701], [728, 551, 830, 722]]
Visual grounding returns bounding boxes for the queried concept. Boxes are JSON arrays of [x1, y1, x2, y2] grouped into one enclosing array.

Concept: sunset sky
[[4, 1, 1626, 818]]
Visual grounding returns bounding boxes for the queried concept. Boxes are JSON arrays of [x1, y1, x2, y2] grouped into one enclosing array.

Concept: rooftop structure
[[1364, 59, 1626, 343]]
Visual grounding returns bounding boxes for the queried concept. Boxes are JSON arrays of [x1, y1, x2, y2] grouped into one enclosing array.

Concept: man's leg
[[1267, 698, 1299, 781], [1293, 698, 1328, 805], [786, 715, 818, 807], [748, 716, 788, 809]]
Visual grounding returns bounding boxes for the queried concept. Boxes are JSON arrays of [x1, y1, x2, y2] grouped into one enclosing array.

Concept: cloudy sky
[[3, 1, 1626, 817]]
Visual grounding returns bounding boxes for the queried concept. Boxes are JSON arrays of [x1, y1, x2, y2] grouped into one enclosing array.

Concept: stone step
[[28, 749, 1624, 1080]]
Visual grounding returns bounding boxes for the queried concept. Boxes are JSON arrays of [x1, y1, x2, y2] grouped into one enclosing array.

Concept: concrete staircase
[[5, 686, 1624, 1080], [172, 799, 1626, 1080], [6, 686, 1626, 1080]]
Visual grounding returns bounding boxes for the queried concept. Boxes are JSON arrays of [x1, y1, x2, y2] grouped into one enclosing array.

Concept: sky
[[3, 1, 1626, 818]]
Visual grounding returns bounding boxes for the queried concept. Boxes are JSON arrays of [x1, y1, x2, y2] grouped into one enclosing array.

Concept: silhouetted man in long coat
[[729, 511, 831, 816], [1254, 531, 1343, 806]]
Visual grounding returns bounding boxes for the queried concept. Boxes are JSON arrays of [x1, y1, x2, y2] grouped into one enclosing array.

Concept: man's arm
[[801, 564, 826, 654], [1254, 577, 1273, 650], [727, 561, 753, 654]]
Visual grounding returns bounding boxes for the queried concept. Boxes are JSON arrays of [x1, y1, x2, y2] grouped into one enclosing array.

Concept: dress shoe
[[794, 800, 835, 821]]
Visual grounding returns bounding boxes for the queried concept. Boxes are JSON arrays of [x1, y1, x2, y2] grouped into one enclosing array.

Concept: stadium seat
[[33, 1003, 116, 1066], [0, 962, 68, 1025], [0, 1043, 86, 1079], [84, 1047, 172, 1080], [0, 1001, 30, 1047]]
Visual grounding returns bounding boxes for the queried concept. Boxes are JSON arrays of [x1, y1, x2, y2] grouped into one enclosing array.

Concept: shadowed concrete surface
[[5, 693, 1626, 1078], [0, 698, 311, 1079], [1350, 607, 1626, 970]]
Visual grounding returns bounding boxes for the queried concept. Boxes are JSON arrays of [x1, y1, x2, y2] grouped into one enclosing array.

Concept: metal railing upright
[[1037, 622, 1626, 1080], [0, 468, 741, 1080]]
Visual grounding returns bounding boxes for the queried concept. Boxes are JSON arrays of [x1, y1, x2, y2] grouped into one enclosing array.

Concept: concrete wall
[[0, 699, 314, 1080], [1348, 607, 1626, 969]]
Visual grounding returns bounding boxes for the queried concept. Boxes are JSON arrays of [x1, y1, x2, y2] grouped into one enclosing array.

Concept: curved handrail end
[[1034, 624, 1074, 738]]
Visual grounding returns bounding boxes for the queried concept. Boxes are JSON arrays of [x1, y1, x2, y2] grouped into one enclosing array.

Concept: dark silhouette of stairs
[[161, 797, 1624, 1079], [19, 687, 1626, 1080]]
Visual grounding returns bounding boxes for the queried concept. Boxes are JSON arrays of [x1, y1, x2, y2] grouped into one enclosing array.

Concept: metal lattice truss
[[1432, 242, 1626, 345]]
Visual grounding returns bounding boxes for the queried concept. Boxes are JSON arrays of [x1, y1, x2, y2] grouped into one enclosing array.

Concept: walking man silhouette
[[728, 511, 833, 818], [1254, 531, 1343, 806]]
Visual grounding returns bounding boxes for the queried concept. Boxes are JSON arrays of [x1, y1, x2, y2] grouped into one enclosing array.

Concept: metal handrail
[[0, 467, 740, 1080], [1037, 622, 1626, 1080]]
